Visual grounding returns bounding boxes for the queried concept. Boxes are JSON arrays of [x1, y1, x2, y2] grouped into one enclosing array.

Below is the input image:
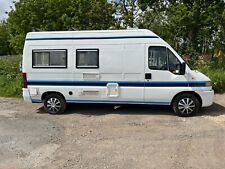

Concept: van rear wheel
[[172, 93, 200, 117], [43, 94, 66, 114]]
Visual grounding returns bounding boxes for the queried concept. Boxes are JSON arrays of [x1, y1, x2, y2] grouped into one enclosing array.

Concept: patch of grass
[[0, 55, 22, 97], [198, 67, 225, 93]]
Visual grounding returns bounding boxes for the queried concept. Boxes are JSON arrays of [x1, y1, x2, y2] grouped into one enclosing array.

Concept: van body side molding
[[31, 99, 170, 105]]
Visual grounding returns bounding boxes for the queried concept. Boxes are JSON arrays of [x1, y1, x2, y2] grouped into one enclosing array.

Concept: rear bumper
[[196, 90, 214, 107], [23, 88, 32, 103]]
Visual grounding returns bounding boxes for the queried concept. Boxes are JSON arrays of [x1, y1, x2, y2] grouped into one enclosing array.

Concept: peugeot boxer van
[[22, 29, 214, 116]]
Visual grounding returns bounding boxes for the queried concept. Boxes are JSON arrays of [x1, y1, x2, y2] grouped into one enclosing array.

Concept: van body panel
[[196, 90, 214, 107]]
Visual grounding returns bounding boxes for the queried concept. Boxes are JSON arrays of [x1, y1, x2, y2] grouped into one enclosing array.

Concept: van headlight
[[205, 81, 212, 87]]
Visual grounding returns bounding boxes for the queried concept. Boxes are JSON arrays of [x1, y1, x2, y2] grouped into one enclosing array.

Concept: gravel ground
[[0, 94, 225, 169]]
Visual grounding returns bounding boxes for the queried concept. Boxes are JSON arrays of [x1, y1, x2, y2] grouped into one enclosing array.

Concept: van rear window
[[32, 49, 67, 68], [76, 49, 99, 69]]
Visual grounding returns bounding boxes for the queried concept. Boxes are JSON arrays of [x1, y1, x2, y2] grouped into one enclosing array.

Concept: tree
[[7, 0, 115, 53], [138, 0, 225, 56], [4, 0, 225, 56], [0, 21, 12, 56], [113, 0, 140, 28]]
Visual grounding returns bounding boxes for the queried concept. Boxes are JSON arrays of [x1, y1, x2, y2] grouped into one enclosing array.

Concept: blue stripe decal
[[66, 100, 170, 105], [26, 36, 159, 41], [27, 80, 206, 84], [27, 80, 207, 87], [28, 80, 143, 85]]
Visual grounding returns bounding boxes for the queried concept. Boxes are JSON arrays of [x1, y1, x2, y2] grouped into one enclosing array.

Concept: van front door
[[144, 45, 188, 105]]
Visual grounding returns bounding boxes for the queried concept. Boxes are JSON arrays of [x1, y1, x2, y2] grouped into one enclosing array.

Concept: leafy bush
[[0, 55, 22, 97], [194, 56, 225, 93]]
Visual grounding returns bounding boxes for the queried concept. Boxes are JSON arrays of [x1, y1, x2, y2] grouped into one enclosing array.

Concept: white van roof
[[25, 29, 159, 41]]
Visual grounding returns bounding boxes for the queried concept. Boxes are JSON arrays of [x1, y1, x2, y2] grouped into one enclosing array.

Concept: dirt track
[[0, 94, 225, 169]]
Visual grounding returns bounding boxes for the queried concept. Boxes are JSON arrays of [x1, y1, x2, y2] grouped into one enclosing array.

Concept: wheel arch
[[41, 91, 66, 101], [171, 91, 202, 107]]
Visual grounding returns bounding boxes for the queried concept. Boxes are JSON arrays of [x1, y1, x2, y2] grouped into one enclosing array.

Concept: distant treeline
[[0, 0, 225, 58]]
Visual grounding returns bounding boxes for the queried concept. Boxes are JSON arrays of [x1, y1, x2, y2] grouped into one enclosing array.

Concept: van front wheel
[[43, 94, 66, 114], [172, 93, 200, 117]]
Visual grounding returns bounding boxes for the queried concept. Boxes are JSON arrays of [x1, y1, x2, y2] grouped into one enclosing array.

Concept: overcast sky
[[0, 0, 16, 20]]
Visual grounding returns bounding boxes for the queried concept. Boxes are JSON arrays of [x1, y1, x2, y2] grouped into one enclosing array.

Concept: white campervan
[[22, 29, 214, 116]]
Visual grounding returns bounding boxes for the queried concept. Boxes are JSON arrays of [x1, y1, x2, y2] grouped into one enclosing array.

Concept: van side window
[[168, 49, 181, 74], [76, 49, 99, 68], [32, 49, 67, 68], [148, 46, 168, 70]]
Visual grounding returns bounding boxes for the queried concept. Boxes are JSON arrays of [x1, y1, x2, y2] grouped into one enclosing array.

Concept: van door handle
[[145, 73, 152, 79]]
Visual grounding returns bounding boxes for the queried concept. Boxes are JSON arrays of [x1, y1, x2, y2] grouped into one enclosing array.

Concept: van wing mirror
[[180, 62, 186, 75]]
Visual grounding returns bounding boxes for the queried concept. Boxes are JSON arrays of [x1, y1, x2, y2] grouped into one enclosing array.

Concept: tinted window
[[33, 52, 50, 66], [50, 50, 67, 66], [168, 49, 181, 74], [148, 46, 168, 70], [76, 49, 99, 68], [32, 50, 67, 68]]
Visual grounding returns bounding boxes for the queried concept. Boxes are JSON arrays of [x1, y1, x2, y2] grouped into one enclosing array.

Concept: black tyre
[[43, 93, 66, 114], [172, 93, 200, 117]]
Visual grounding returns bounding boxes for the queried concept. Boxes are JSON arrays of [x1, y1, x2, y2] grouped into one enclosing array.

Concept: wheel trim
[[178, 98, 195, 115], [46, 97, 61, 113]]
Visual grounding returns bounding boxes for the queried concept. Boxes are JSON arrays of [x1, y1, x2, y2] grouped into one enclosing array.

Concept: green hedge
[[194, 57, 225, 93], [0, 55, 22, 97], [198, 68, 225, 93]]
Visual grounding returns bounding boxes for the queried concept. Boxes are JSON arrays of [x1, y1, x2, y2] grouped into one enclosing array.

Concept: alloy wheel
[[46, 97, 61, 113], [178, 98, 196, 115]]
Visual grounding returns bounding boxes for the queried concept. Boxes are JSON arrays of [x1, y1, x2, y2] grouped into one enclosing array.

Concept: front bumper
[[196, 90, 214, 107]]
